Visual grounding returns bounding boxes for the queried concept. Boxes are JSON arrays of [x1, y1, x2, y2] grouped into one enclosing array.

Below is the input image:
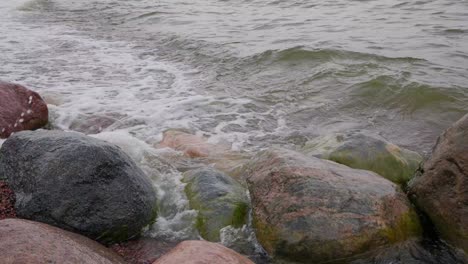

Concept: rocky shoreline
[[0, 81, 467, 264]]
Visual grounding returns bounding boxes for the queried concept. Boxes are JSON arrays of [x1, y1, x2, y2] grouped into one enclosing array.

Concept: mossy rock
[[302, 131, 422, 185], [183, 167, 250, 242], [246, 148, 422, 263]]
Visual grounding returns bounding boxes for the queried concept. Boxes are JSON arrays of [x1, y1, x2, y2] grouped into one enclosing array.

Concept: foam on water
[[92, 131, 199, 241]]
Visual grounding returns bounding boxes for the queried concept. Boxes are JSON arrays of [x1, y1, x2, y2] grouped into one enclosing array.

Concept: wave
[[17, 0, 53, 11], [346, 75, 468, 114], [248, 46, 426, 65]]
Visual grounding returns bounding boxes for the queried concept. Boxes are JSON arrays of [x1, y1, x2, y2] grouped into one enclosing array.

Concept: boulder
[[351, 238, 467, 264], [408, 113, 468, 253], [159, 129, 227, 158], [0, 81, 48, 138], [69, 112, 125, 134], [153, 240, 254, 264], [183, 168, 249, 241], [245, 148, 422, 263], [0, 218, 125, 264], [0, 130, 158, 244], [301, 131, 422, 185], [158, 129, 250, 180], [110, 237, 178, 264]]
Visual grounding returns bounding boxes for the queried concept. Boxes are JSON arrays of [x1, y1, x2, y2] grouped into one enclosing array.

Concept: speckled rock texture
[[244, 148, 422, 263], [0, 81, 48, 138]]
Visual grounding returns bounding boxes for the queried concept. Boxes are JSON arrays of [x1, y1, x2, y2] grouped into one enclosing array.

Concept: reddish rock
[[110, 238, 178, 264], [158, 130, 250, 179], [0, 81, 48, 138], [0, 181, 16, 220], [153, 240, 254, 264], [409, 113, 468, 254], [244, 148, 422, 263], [0, 218, 125, 264], [159, 129, 225, 158]]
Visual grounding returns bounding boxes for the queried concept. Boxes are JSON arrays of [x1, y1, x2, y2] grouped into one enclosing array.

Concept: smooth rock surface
[[110, 237, 178, 264], [409, 113, 468, 254], [0, 218, 125, 264], [153, 240, 254, 264], [0, 130, 158, 244], [302, 131, 422, 185], [183, 168, 249, 241], [245, 148, 422, 263], [0, 81, 48, 138]]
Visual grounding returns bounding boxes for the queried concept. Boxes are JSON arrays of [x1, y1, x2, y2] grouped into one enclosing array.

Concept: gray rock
[[0, 130, 157, 244], [183, 167, 249, 242]]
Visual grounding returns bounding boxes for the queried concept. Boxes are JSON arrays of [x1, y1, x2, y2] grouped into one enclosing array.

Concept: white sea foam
[[93, 131, 199, 241]]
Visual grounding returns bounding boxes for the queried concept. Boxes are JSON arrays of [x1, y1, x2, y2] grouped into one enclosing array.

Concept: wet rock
[[159, 129, 224, 158], [351, 238, 467, 264], [0, 218, 125, 264], [183, 168, 250, 242], [153, 240, 254, 264], [0, 81, 48, 138], [245, 148, 422, 263], [408, 113, 468, 254], [0, 130, 158, 244], [0, 181, 16, 220], [110, 237, 178, 264], [40, 91, 64, 106], [158, 129, 250, 179], [302, 131, 422, 185], [70, 112, 125, 134]]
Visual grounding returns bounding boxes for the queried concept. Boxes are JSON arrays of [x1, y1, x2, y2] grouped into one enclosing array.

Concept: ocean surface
[[1, 0, 467, 261]]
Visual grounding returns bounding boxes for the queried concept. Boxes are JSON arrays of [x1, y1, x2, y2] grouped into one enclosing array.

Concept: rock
[[0, 218, 125, 264], [183, 168, 249, 241], [0, 130, 158, 244], [0, 81, 48, 138], [40, 91, 64, 106], [351, 238, 467, 264], [0, 181, 16, 220], [158, 130, 250, 180], [70, 113, 125, 134], [159, 129, 227, 158], [153, 240, 254, 264], [302, 131, 422, 185], [245, 148, 422, 263], [408, 113, 468, 254], [110, 237, 178, 264]]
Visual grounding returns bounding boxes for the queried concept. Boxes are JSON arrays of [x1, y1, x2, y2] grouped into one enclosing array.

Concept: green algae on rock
[[302, 131, 422, 185], [245, 148, 422, 263], [182, 167, 249, 242]]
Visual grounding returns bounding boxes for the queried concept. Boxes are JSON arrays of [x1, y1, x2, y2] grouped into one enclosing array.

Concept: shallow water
[[1, 0, 467, 260]]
